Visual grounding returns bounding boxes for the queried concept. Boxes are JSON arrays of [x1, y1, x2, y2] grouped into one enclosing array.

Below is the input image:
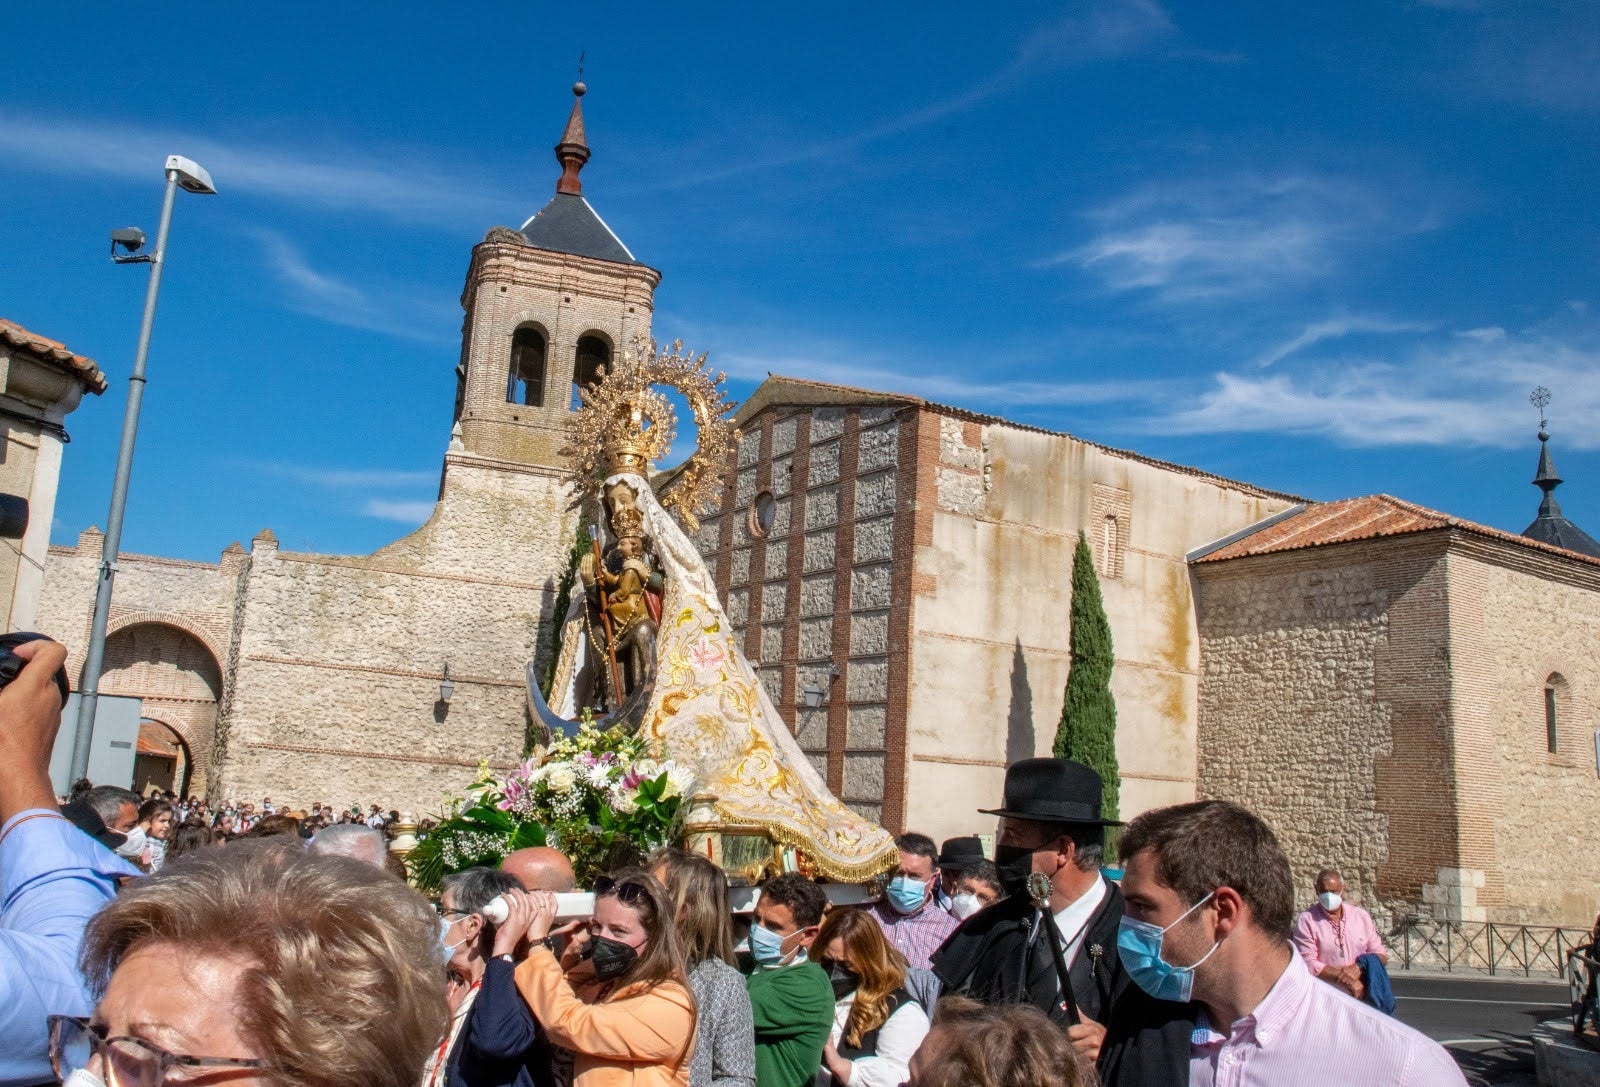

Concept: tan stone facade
[[688, 378, 1301, 840], [38, 219, 653, 809], [1194, 511, 1600, 927]]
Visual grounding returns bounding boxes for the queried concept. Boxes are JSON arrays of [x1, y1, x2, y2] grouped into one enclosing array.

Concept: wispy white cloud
[[1429, 3, 1600, 111], [255, 229, 456, 342], [660, 317, 1170, 412], [1049, 172, 1410, 303], [0, 110, 518, 225], [642, 0, 1183, 191], [361, 498, 437, 523], [1254, 315, 1436, 367], [1141, 316, 1600, 448]]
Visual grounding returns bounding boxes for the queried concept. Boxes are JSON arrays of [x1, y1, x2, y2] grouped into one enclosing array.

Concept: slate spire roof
[[1521, 427, 1600, 559], [518, 82, 641, 266]]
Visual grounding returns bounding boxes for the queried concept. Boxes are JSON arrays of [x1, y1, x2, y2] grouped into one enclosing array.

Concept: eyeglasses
[[435, 902, 470, 919], [49, 1016, 266, 1087], [591, 875, 648, 905]]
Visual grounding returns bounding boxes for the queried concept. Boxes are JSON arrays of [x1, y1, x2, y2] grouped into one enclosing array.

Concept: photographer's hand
[[0, 639, 68, 824]]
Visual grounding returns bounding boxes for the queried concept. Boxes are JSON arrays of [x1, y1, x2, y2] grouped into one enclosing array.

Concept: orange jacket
[[514, 947, 697, 1087]]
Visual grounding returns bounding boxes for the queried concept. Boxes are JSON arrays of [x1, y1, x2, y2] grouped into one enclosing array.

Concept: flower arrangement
[[407, 718, 694, 891]]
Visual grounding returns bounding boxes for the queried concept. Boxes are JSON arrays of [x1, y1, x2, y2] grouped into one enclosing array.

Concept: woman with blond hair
[[812, 909, 929, 1087], [55, 836, 448, 1087], [500, 870, 697, 1087], [651, 849, 756, 1087]]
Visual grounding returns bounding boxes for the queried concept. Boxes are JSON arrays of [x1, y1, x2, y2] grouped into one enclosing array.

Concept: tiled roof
[[1193, 493, 1600, 570], [0, 318, 108, 394], [734, 374, 1305, 503]]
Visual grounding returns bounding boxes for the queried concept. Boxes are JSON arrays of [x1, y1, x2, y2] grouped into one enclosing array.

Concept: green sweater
[[746, 960, 834, 1087]]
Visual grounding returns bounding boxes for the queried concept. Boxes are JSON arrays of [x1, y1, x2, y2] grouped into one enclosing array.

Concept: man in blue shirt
[[0, 638, 138, 1086]]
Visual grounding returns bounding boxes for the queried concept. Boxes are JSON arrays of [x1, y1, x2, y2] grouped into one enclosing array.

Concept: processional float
[[525, 340, 896, 884]]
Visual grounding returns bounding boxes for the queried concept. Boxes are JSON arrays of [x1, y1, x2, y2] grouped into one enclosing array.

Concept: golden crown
[[562, 339, 739, 533]]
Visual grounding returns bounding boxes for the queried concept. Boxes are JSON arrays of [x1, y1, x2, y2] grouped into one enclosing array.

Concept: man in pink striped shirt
[[1100, 801, 1465, 1086], [1293, 867, 1387, 1001]]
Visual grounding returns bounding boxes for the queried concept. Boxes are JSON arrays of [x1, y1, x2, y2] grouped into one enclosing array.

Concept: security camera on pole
[[68, 155, 216, 783]]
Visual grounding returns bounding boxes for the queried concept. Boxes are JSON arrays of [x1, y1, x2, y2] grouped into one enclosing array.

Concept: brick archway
[[93, 623, 223, 799]]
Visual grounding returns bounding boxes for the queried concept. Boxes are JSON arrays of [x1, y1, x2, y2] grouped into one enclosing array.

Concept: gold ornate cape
[[547, 473, 897, 881]]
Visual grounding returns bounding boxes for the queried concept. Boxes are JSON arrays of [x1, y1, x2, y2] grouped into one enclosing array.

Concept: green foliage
[[406, 799, 548, 894], [540, 519, 590, 698], [1054, 531, 1120, 853]]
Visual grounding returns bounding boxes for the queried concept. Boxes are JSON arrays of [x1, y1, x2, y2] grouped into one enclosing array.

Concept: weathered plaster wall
[[907, 416, 1298, 844]]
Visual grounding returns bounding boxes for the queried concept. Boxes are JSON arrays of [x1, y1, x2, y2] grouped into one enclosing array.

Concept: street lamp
[[439, 663, 455, 705], [69, 155, 216, 782]]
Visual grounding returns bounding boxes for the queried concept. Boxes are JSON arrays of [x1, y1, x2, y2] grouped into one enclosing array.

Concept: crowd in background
[[3, 637, 1471, 1087]]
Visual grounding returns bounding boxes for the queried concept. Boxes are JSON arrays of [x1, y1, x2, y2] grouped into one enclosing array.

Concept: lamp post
[[69, 155, 216, 782]]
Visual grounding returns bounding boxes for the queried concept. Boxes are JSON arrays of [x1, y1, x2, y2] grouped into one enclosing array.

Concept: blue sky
[[3, 1, 1597, 561]]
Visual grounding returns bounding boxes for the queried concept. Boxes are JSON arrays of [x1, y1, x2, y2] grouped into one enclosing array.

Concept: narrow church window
[[1546, 673, 1563, 753], [749, 491, 777, 539], [572, 334, 612, 409], [1099, 515, 1120, 578], [507, 327, 547, 407]]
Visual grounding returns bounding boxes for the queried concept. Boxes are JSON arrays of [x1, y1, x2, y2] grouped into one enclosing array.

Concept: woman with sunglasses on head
[[811, 909, 929, 1087], [499, 870, 697, 1087], [55, 836, 448, 1087], [650, 849, 756, 1087]]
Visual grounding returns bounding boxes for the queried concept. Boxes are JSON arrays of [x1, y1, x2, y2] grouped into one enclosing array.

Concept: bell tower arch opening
[[453, 81, 661, 471]]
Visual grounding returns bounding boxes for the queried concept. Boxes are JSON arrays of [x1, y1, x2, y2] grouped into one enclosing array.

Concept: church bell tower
[[453, 82, 661, 472]]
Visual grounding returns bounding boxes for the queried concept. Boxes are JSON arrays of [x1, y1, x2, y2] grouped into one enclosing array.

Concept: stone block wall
[[696, 403, 915, 827], [1193, 538, 1445, 916], [1462, 545, 1600, 926], [210, 457, 576, 809]]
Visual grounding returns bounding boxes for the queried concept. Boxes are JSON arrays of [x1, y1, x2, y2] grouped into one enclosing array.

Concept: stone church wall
[[1460, 545, 1600, 926], [211, 457, 576, 810]]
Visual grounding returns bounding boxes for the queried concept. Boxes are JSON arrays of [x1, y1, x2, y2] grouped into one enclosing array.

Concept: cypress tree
[[1054, 530, 1120, 847]]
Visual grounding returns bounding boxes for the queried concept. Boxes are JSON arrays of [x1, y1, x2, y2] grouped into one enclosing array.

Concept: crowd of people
[[2, 636, 1472, 1087]]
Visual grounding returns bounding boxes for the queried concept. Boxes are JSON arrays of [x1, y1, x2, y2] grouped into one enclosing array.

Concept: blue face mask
[[1116, 891, 1222, 1003], [748, 922, 791, 967], [887, 875, 929, 915]]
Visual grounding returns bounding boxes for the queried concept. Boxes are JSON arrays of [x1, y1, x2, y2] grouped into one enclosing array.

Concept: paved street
[[1393, 974, 1571, 1086]]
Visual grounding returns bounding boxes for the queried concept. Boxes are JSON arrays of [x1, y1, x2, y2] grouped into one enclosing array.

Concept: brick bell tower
[[453, 81, 662, 472]]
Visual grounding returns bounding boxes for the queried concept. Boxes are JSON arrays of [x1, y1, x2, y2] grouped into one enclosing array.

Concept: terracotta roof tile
[[1193, 493, 1600, 570], [0, 318, 108, 394]]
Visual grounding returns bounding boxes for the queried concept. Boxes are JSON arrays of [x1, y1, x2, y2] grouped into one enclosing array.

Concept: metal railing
[[1569, 946, 1600, 1039], [1390, 916, 1589, 978]]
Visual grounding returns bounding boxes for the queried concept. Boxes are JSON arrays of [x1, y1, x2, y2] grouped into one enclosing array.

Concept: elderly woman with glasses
[[497, 870, 697, 1087], [51, 837, 448, 1087]]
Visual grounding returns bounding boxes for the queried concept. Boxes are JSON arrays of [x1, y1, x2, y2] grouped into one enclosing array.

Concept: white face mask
[[950, 893, 984, 920], [114, 825, 147, 858], [1318, 891, 1343, 912], [63, 1068, 105, 1087]]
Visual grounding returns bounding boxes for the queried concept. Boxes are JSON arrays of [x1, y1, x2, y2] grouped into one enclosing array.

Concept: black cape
[[930, 879, 1125, 1025]]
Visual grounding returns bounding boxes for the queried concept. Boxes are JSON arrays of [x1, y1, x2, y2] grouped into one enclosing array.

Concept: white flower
[[583, 762, 613, 789], [631, 758, 663, 781], [544, 763, 578, 794], [663, 764, 696, 800], [608, 784, 640, 815]]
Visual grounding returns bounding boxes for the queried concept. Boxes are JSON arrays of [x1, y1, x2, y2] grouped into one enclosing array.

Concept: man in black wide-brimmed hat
[[930, 757, 1126, 1061]]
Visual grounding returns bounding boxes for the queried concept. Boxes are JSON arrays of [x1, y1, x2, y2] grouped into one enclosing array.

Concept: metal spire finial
[[1530, 386, 1552, 439]]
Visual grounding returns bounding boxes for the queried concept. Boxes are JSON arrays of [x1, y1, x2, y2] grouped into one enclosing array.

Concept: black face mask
[[827, 962, 861, 1001], [586, 935, 639, 983], [994, 844, 1037, 896]]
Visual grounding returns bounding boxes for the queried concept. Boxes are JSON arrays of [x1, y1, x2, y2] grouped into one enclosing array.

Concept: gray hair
[[441, 867, 523, 956], [84, 785, 141, 827], [1315, 867, 1343, 889], [308, 824, 387, 868]]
